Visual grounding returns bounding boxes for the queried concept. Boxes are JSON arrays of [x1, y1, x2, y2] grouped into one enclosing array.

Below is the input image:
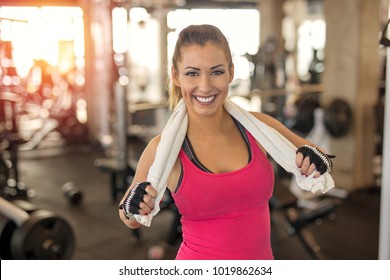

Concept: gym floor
[[15, 140, 381, 260]]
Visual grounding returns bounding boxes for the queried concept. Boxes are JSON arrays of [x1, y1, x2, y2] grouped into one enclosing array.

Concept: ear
[[171, 67, 181, 87], [229, 63, 235, 83]]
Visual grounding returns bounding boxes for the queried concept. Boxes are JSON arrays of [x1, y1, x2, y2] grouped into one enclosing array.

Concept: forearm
[[118, 136, 160, 229], [251, 111, 327, 152]]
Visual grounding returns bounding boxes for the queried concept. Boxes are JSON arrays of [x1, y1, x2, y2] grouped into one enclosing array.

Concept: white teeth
[[195, 96, 215, 103]]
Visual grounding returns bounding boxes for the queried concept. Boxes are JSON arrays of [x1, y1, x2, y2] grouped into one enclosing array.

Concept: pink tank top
[[172, 128, 274, 260]]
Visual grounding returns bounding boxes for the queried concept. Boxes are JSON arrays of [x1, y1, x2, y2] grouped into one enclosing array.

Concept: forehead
[[179, 42, 228, 67]]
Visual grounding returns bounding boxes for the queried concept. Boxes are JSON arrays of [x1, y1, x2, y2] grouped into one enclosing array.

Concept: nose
[[198, 74, 212, 92]]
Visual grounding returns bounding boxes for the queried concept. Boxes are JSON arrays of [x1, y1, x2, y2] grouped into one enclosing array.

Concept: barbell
[[293, 96, 352, 138], [0, 198, 75, 260]]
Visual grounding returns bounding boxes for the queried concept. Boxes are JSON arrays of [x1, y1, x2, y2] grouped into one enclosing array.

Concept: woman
[[118, 24, 333, 260]]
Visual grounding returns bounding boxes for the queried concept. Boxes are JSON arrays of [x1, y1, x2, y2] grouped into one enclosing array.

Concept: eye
[[211, 70, 225, 76], [185, 71, 198, 76]]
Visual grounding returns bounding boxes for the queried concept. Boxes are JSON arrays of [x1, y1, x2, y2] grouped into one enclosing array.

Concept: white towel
[[135, 99, 335, 226]]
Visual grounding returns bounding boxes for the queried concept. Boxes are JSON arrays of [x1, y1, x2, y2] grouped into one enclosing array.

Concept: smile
[[194, 95, 216, 104]]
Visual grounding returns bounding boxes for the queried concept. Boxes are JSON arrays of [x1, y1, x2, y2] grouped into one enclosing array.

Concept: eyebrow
[[184, 64, 226, 71]]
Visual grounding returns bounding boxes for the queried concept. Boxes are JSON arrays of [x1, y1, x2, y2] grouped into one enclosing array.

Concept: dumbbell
[[62, 181, 83, 205], [0, 198, 75, 259]]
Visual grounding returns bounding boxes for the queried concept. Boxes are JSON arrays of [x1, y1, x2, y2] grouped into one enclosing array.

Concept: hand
[[295, 152, 321, 178], [295, 145, 335, 178], [119, 182, 158, 219], [138, 184, 157, 215]]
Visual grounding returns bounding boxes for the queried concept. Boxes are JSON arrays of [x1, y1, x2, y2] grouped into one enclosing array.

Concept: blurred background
[[0, 0, 389, 260]]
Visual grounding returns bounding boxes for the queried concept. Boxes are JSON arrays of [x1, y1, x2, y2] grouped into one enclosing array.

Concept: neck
[[187, 106, 231, 137]]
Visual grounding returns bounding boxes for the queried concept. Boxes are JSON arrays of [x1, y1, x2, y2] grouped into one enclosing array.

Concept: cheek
[[179, 76, 231, 95], [179, 78, 196, 94], [215, 79, 231, 91]]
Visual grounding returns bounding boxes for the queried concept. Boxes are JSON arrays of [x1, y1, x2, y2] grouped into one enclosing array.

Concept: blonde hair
[[168, 24, 233, 110]]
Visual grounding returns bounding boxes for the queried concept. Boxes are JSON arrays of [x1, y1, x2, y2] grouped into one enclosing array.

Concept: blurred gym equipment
[[62, 181, 83, 205], [270, 183, 341, 260], [323, 98, 353, 138], [0, 198, 75, 259], [95, 83, 136, 201]]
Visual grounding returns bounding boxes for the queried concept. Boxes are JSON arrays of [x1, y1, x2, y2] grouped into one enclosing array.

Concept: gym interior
[[0, 0, 389, 260]]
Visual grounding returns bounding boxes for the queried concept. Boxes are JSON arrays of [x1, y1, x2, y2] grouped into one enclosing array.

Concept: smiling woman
[[167, 8, 260, 96], [118, 24, 335, 260], [171, 42, 234, 117]]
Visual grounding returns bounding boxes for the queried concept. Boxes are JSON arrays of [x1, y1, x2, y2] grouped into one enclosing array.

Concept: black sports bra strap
[[182, 117, 251, 173]]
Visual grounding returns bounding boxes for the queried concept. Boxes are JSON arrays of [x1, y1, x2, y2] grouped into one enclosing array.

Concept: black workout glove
[[119, 182, 150, 219], [296, 145, 335, 174]]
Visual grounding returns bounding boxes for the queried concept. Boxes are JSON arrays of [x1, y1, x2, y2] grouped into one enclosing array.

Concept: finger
[[295, 152, 304, 168], [139, 201, 153, 215], [143, 194, 155, 209], [313, 171, 321, 178], [300, 156, 311, 174], [307, 163, 317, 176], [145, 185, 157, 199]]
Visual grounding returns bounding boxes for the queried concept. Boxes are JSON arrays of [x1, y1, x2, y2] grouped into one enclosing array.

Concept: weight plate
[[0, 199, 39, 259], [10, 210, 75, 260], [0, 215, 17, 259], [324, 99, 353, 138], [293, 96, 320, 134]]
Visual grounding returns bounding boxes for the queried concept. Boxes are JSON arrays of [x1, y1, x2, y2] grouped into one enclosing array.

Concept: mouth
[[194, 95, 216, 105]]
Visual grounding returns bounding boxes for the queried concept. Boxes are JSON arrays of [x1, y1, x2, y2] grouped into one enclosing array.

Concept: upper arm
[[118, 135, 161, 228], [119, 135, 160, 205], [131, 135, 160, 188]]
